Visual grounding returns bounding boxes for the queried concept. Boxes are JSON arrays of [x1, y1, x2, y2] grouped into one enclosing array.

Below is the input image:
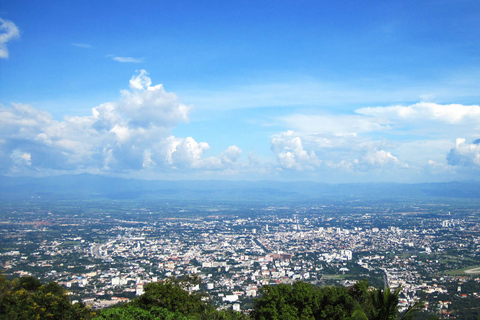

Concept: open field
[[443, 265, 480, 275], [465, 266, 480, 274], [320, 274, 346, 280]]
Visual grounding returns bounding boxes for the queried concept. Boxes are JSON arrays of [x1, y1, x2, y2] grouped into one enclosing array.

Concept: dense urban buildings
[[1, 198, 479, 318]]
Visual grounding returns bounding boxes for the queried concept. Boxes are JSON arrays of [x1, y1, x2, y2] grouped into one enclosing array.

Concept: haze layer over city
[[1, 1, 480, 319]]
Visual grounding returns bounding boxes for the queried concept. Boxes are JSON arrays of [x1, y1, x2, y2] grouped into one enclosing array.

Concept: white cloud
[[0, 18, 20, 59], [165, 136, 211, 168], [119, 70, 190, 127], [447, 138, 480, 168], [3, 68, 478, 181], [142, 150, 155, 169], [103, 146, 115, 170], [10, 150, 31, 166], [393, 139, 452, 168], [278, 102, 480, 140], [360, 149, 399, 168], [112, 56, 145, 63], [423, 159, 455, 177], [272, 101, 480, 177], [110, 125, 130, 143], [0, 71, 240, 175], [20, 152, 31, 165], [271, 131, 320, 170], [221, 145, 242, 165], [270, 129, 408, 173], [129, 70, 152, 90], [0, 103, 53, 138], [324, 144, 404, 173], [357, 102, 480, 125]]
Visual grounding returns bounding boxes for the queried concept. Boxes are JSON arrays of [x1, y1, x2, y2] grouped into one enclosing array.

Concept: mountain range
[[1, 174, 480, 201]]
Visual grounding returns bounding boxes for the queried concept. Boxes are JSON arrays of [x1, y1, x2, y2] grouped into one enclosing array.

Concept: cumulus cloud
[[4, 68, 476, 180], [162, 138, 243, 171], [325, 145, 404, 172], [129, 70, 151, 90], [271, 131, 320, 170], [221, 145, 242, 165], [165, 136, 211, 168], [0, 18, 20, 58], [119, 70, 190, 127], [142, 150, 155, 169], [11, 150, 31, 166], [273, 101, 480, 177], [0, 103, 53, 138], [270, 130, 407, 173], [358, 148, 401, 170], [447, 138, 480, 168], [0, 71, 241, 175]]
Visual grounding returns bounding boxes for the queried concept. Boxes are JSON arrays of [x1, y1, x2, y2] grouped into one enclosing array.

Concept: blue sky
[[1, 0, 479, 182]]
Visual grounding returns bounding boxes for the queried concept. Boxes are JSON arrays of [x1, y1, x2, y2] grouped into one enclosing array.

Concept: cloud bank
[[1, 71, 479, 181], [271, 101, 480, 179], [0, 70, 241, 177]]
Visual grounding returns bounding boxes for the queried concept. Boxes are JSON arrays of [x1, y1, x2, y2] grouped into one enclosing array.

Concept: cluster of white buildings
[[1, 205, 479, 314]]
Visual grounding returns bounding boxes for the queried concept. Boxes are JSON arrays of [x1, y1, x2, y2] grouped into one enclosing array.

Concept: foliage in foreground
[[252, 281, 356, 320], [93, 276, 249, 320], [93, 305, 190, 320], [0, 275, 95, 320], [352, 285, 425, 320], [1, 274, 425, 320]]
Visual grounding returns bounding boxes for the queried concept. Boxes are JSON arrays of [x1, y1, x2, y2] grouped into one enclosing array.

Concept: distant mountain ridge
[[1, 174, 480, 200]]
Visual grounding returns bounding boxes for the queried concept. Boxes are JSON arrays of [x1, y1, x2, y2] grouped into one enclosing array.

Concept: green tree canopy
[[93, 305, 191, 320], [352, 285, 424, 320], [131, 277, 210, 317], [0, 275, 95, 320], [252, 281, 355, 320], [1, 275, 425, 320]]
